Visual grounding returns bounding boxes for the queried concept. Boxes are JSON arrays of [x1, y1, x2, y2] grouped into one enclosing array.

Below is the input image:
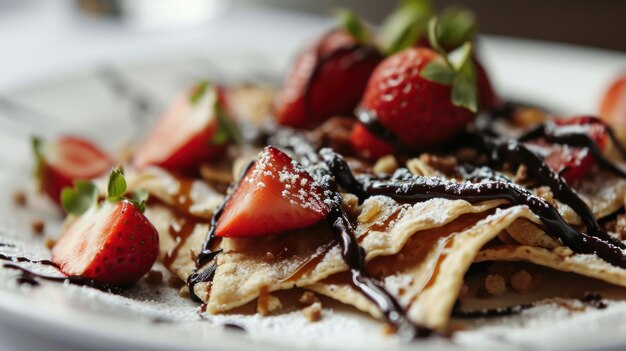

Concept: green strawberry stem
[[61, 167, 149, 216], [421, 17, 478, 113], [31, 136, 44, 191], [336, 8, 370, 44], [380, 0, 433, 55]]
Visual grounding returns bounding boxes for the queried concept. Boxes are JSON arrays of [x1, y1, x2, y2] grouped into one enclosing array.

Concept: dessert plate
[[1, 37, 626, 351]]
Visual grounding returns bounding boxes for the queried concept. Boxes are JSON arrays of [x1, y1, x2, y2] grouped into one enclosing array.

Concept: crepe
[[126, 153, 626, 334]]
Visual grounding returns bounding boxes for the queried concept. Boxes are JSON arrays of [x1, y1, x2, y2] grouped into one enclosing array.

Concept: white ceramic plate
[[1, 37, 626, 351]]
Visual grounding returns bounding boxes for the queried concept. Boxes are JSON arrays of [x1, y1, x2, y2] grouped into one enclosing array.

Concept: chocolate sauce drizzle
[[0, 253, 59, 268], [270, 130, 432, 339], [3, 263, 122, 293], [452, 292, 607, 318], [187, 161, 255, 302], [355, 107, 410, 152]]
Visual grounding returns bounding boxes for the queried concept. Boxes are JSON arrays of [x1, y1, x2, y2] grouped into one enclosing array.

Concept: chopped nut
[[31, 220, 45, 235], [145, 270, 164, 285], [179, 285, 190, 298], [485, 274, 506, 296], [381, 323, 396, 335], [373, 155, 399, 175], [510, 270, 533, 293], [553, 246, 574, 257], [341, 193, 359, 216], [419, 154, 457, 175], [257, 289, 283, 316], [357, 199, 382, 223], [13, 192, 27, 207], [264, 252, 276, 261], [302, 301, 322, 322], [511, 107, 547, 127], [299, 291, 320, 306], [535, 186, 554, 204], [168, 275, 185, 289], [487, 263, 515, 280], [44, 238, 56, 250], [513, 165, 528, 183]]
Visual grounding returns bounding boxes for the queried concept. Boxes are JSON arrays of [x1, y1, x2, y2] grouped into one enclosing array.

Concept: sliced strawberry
[[216, 146, 329, 237], [528, 117, 608, 184], [133, 82, 235, 172], [33, 136, 113, 206], [275, 29, 382, 129], [349, 123, 395, 160], [52, 169, 158, 287], [600, 74, 626, 132]]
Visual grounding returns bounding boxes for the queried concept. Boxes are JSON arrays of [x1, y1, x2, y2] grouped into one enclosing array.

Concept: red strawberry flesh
[[216, 146, 329, 237], [40, 136, 113, 205], [133, 86, 226, 171], [275, 29, 381, 129]]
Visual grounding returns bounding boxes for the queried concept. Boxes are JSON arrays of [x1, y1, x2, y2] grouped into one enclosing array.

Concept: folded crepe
[[126, 154, 626, 333]]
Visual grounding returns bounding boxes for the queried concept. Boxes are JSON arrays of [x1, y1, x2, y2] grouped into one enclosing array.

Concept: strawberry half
[[527, 117, 608, 184], [52, 169, 158, 287], [133, 82, 239, 172], [275, 12, 382, 129], [600, 74, 626, 134], [215, 146, 329, 237], [32, 136, 113, 206]]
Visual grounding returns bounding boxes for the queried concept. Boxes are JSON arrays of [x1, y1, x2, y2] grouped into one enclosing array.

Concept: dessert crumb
[[168, 275, 185, 289], [13, 191, 27, 207], [44, 238, 56, 250], [302, 302, 322, 322], [31, 220, 45, 235], [487, 262, 515, 280], [419, 154, 457, 175], [179, 285, 190, 298], [485, 274, 506, 296], [513, 164, 528, 183], [510, 269, 533, 293], [146, 270, 164, 286], [264, 252, 276, 261], [373, 155, 399, 175], [299, 291, 320, 306], [381, 323, 396, 336], [258, 291, 283, 316]]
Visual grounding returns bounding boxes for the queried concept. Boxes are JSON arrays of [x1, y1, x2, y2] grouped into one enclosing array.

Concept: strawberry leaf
[[61, 180, 99, 216], [31, 136, 44, 191], [211, 103, 242, 146], [107, 168, 127, 201], [381, 0, 433, 55], [189, 81, 209, 105], [452, 72, 478, 113], [128, 189, 149, 213], [421, 60, 456, 85], [439, 6, 476, 50], [336, 9, 369, 44]]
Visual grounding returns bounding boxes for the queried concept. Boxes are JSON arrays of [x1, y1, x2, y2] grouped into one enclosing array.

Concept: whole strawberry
[[351, 18, 478, 155], [52, 169, 158, 287], [275, 10, 382, 129]]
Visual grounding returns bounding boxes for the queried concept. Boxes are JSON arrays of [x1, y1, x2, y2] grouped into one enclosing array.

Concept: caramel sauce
[[163, 215, 200, 271], [278, 242, 334, 283]]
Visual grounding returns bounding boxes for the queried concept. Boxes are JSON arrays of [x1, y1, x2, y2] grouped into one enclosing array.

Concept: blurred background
[[0, 0, 623, 91]]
